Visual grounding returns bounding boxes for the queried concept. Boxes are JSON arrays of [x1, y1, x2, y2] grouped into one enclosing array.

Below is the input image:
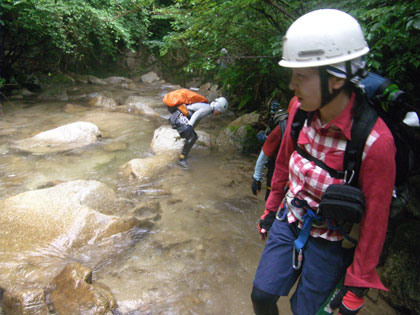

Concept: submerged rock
[[2, 288, 49, 315], [121, 153, 177, 183], [49, 263, 116, 315], [88, 94, 118, 109], [0, 180, 147, 290]]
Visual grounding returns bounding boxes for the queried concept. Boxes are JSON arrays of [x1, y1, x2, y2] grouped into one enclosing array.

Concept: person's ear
[[328, 76, 346, 93]]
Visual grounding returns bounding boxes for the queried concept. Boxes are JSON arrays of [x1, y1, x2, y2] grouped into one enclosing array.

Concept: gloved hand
[[330, 286, 367, 315], [252, 177, 261, 195], [258, 210, 276, 240]]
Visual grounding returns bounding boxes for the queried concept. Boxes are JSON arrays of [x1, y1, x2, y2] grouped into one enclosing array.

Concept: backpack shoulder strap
[[291, 108, 347, 179], [344, 104, 378, 186], [291, 108, 308, 143], [279, 117, 288, 139]]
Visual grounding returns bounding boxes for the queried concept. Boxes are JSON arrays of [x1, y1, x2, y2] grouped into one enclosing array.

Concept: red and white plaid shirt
[[266, 95, 396, 290]]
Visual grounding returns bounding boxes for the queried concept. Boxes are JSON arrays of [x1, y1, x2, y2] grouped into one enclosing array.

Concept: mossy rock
[[216, 124, 259, 154], [380, 221, 420, 313]]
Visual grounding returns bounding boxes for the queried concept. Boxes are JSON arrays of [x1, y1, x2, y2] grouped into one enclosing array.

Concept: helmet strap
[[319, 67, 344, 108]]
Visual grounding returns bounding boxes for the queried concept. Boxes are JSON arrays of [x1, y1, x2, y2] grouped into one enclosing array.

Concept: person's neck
[[319, 91, 351, 125]]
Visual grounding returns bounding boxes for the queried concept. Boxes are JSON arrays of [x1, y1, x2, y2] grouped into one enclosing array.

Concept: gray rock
[[13, 121, 101, 154], [141, 71, 160, 83], [149, 125, 211, 155]]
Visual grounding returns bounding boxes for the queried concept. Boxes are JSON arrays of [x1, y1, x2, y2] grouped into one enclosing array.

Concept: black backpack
[[291, 72, 418, 218]]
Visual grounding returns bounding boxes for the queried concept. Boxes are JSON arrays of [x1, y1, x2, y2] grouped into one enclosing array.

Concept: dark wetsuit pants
[[180, 125, 198, 158], [251, 206, 354, 314]]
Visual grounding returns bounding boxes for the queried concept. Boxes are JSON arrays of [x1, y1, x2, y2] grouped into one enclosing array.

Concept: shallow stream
[[0, 80, 398, 315], [0, 81, 272, 314]]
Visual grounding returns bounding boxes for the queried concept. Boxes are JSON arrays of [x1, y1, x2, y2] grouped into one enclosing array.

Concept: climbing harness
[[291, 199, 323, 270]]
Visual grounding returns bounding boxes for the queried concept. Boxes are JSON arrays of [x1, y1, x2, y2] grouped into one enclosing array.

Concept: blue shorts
[[253, 215, 354, 314]]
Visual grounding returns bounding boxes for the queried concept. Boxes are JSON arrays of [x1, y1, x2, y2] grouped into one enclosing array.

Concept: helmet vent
[[298, 49, 324, 57]]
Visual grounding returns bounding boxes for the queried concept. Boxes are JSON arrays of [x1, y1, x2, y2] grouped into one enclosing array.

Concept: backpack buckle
[[344, 170, 355, 184]]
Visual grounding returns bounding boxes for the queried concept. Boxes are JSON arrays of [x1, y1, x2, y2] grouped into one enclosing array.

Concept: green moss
[[228, 125, 239, 133]]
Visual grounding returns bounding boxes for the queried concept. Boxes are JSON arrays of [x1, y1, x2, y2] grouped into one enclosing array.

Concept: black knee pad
[[251, 287, 279, 315]]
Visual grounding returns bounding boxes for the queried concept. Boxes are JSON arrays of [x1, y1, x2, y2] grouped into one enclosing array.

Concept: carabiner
[[292, 247, 303, 270]]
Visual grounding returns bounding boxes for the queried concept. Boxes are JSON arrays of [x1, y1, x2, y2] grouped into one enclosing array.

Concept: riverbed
[[0, 79, 398, 315]]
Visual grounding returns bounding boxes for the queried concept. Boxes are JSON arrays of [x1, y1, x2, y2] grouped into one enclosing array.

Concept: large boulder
[[150, 125, 211, 155], [0, 180, 146, 289], [12, 121, 101, 154], [216, 124, 259, 154]]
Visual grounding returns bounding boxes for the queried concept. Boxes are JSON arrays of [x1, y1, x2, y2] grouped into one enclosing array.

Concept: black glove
[[330, 286, 367, 315], [258, 210, 276, 233], [252, 177, 261, 195]]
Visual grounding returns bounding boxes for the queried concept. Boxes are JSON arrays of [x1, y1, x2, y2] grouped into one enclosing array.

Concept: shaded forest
[[1, 0, 419, 115]]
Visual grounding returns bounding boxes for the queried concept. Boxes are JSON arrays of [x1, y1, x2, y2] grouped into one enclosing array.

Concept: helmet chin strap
[[319, 67, 345, 108], [319, 61, 353, 108]]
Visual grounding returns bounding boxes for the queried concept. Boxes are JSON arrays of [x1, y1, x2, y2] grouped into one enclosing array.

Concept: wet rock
[[121, 81, 137, 90], [37, 89, 69, 101], [124, 95, 161, 109], [64, 103, 89, 113], [103, 76, 132, 85], [141, 71, 160, 83], [131, 201, 162, 221], [75, 75, 89, 84], [0, 180, 145, 289], [150, 125, 211, 154], [121, 153, 177, 183], [88, 95, 118, 109], [380, 221, 420, 313], [9, 95, 24, 100], [87, 75, 108, 85], [49, 263, 116, 315], [198, 82, 220, 101], [10, 88, 36, 97], [104, 141, 127, 152], [216, 124, 259, 154], [12, 121, 101, 154], [228, 112, 260, 127], [214, 112, 260, 154], [126, 101, 160, 118], [2, 288, 49, 315]]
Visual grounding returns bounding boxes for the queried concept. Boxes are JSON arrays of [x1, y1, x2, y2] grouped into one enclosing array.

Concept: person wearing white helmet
[[170, 96, 228, 168], [251, 9, 396, 315], [210, 97, 228, 114]]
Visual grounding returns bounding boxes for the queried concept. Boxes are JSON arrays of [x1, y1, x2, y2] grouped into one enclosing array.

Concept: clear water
[[0, 82, 274, 314]]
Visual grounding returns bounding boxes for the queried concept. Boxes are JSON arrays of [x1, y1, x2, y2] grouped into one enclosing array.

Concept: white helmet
[[279, 9, 369, 68], [211, 97, 228, 113]]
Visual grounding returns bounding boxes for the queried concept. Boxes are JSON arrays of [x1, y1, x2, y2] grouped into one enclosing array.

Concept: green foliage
[[306, 0, 420, 103], [159, 0, 420, 112], [332, 0, 420, 101], [158, 0, 298, 112], [2, 0, 419, 113], [1, 0, 152, 79]]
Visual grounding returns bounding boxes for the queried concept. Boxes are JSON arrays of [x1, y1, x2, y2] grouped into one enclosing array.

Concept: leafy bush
[[1, 0, 152, 80]]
